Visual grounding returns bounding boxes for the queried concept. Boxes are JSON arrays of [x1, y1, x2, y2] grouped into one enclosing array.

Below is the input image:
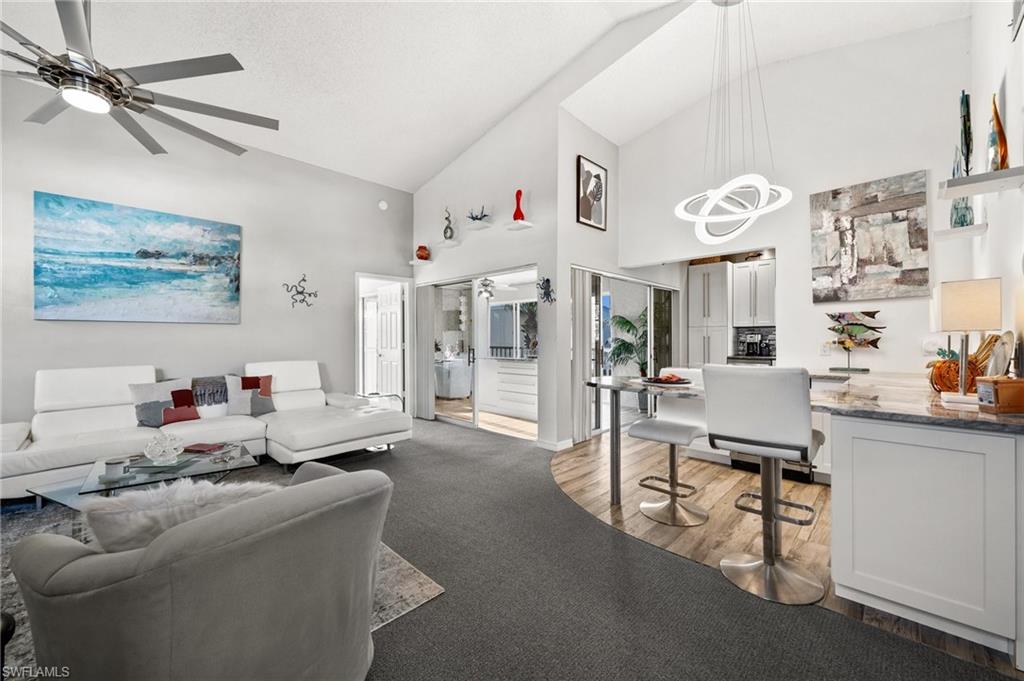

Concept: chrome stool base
[[640, 497, 709, 527], [720, 553, 825, 605]]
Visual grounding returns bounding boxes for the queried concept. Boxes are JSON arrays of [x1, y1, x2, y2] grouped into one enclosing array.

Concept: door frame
[[354, 273, 414, 414]]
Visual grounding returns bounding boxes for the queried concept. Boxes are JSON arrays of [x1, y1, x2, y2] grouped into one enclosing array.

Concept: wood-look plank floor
[[551, 431, 1024, 680], [478, 411, 537, 441]]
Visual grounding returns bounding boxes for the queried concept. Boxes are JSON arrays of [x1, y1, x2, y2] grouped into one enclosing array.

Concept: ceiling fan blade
[[55, 0, 95, 61], [132, 88, 278, 130], [129, 103, 246, 155], [25, 95, 70, 124], [1, 48, 39, 69], [109, 108, 166, 155], [1, 21, 57, 62], [2, 69, 46, 86], [114, 53, 242, 86]]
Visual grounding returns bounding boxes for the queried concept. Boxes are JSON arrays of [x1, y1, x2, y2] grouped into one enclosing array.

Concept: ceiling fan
[[1, 0, 278, 155]]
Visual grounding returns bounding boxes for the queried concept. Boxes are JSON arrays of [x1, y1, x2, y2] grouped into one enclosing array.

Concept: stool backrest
[[702, 364, 812, 462]]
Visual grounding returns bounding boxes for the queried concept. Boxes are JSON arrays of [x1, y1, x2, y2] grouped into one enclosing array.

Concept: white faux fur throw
[[82, 478, 282, 553]]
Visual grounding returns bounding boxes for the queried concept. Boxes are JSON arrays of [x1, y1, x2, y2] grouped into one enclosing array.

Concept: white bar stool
[[702, 364, 825, 605], [627, 368, 709, 527]]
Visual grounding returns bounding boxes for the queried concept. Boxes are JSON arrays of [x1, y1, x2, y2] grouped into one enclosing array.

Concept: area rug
[[0, 491, 443, 669]]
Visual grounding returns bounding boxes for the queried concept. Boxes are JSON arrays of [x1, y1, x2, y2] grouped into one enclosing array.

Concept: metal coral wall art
[[809, 170, 929, 303], [467, 205, 489, 222], [283, 274, 318, 308], [537, 277, 556, 304]]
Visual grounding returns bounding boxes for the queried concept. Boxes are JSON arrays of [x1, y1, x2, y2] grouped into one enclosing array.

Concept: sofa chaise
[[0, 361, 412, 499]]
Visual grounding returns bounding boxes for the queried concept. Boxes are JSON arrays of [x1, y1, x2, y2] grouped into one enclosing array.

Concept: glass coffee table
[[28, 442, 258, 513]]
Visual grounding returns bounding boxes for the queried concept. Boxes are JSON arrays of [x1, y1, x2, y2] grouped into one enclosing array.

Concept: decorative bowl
[[144, 432, 185, 465]]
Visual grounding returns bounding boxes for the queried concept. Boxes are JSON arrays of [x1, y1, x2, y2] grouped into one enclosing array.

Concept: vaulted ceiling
[[563, 0, 972, 145], [1, 1, 669, 192]]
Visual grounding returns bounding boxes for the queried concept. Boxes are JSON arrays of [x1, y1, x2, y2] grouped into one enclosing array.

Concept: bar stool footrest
[[734, 492, 816, 526], [639, 475, 697, 499]]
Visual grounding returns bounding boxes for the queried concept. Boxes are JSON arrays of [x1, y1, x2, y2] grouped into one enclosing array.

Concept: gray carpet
[[333, 419, 1003, 681]]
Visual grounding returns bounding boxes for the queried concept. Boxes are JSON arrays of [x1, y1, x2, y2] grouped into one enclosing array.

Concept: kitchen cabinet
[[688, 262, 730, 328], [733, 259, 775, 326], [687, 263, 731, 368], [687, 328, 728, 367]]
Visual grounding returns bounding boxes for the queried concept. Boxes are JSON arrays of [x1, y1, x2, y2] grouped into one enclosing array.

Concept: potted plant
[[608, 308, 649, 411]]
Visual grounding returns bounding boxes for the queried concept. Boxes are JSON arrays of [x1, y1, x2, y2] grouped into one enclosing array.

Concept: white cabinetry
[[831, 416, 1020, 653], [732, 259, 775, 327], [687, 263, 731, 367]]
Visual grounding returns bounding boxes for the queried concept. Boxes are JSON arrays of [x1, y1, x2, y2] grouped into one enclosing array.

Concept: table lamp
[[938, 277, 1002, 405]]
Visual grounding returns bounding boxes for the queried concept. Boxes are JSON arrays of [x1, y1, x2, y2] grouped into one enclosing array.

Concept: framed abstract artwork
[[576, 155, 607, 231], [33, 191, 241, 323], [809, 170, 929, 303]]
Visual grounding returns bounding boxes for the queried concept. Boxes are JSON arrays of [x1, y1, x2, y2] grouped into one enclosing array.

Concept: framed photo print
[[576, 155, 607, 231]]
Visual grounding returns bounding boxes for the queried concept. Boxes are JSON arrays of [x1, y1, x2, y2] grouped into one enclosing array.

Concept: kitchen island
[[815, 372, 1023, 672]]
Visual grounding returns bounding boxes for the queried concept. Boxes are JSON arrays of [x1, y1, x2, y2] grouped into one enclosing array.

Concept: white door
[[753, 260, 776, 326], [362, 297, 379, 394], [376, 283, 404, 397], [732, 263, 753, 327]]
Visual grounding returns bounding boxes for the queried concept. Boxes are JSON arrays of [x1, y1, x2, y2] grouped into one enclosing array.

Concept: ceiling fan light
[[59, 79, 111, 114]]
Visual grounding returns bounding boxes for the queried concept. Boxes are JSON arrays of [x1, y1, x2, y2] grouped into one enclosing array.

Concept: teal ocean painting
[[34, 192, 241, 323]]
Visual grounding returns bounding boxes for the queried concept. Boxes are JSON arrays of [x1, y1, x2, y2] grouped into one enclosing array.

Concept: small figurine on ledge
[[827, 311, 885, 373]]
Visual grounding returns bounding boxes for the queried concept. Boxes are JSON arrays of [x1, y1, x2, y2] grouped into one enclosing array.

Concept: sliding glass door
[[577, 271, 678, 436]]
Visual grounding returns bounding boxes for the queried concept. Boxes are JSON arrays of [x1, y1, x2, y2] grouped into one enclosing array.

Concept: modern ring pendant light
[[675, 0, 791, 245]]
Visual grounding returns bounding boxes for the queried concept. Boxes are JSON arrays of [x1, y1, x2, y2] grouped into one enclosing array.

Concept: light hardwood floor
[[435, 398, 538, 441], [551, 431, 1023, 680]]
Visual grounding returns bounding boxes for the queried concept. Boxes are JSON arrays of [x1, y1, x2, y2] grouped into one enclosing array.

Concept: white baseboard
[[537, 438, 574, 452]]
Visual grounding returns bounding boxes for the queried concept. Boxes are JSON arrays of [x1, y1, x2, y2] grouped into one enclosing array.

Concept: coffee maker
[[744, 333, 762, 356]]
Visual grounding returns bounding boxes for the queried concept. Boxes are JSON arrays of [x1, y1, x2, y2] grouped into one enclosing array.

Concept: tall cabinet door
[[753, 260, 776, 326], [688, 327, 706, 367], [732, 263, 753, 327], [687, 266, 707, 325], [705, 264, 729, 327]]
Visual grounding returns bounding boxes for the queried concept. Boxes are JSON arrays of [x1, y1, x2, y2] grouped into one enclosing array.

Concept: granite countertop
[[586, 373, 1024, 434], [809, 372, 1024, 435]]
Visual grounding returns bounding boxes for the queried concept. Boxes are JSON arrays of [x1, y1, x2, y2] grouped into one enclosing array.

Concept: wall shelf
[[938, 166, 1024, 200], [932, 223, 988, 241], [465, 219, 494, 231], [506, 220, 534, 231]]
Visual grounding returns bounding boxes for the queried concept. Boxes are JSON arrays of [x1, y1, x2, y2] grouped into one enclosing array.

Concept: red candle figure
[[513, 189, 525, 222]]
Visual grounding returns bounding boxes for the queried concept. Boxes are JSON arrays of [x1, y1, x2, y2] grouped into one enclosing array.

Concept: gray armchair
[[12, 463, 393, 681]]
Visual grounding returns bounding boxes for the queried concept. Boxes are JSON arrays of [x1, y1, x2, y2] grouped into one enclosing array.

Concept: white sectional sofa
[[1, 361, 412, 499], [246, 361, 412, 464]]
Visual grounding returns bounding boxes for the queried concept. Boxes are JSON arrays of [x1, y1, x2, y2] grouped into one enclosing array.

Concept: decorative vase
[[144, 432, 184, 465], [513, 189, 525, 222], [415, 244, 430, 261], [442, 207, 454, 240], [949, 147, 974, 228], [988, 94, 1009, 172], [959, 90, 972, 176]]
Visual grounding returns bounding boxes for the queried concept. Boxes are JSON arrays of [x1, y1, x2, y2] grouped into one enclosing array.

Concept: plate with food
[[641, 374, 691, 386]]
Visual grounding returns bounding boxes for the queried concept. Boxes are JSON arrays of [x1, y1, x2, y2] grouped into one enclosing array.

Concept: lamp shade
[[938, 278, 1002, 332]]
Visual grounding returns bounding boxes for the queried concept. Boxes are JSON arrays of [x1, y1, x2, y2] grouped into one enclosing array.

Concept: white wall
[[620, 19, 975, 372], [412, 2, 690, 449], [969, 1, 1024, 337], [1, 80, 412, 422]]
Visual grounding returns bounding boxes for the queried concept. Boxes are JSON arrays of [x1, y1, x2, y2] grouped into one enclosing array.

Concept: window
[[489, 300, 538, 359]]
